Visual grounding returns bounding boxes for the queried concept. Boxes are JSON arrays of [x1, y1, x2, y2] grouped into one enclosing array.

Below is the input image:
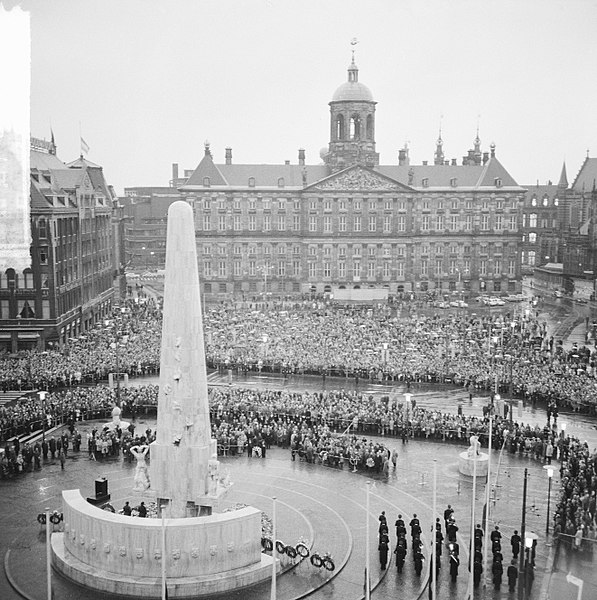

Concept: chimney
[[444, 160, 449, 166], [225, 147, 232, 165], [285, 160, 290, 165], [482, 152, 489, 165], [172, 163, 179, 181], [398, 148, 409, 166], [451, 158, 457, 166], [298, 148, 305, 166], [422, 161, 428, 166]]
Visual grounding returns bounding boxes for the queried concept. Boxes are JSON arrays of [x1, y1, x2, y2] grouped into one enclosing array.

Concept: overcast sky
[[23, 0, 597, 194]]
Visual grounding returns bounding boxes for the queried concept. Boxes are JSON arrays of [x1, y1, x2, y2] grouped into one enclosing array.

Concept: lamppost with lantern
[[39, 390, 48, 443]]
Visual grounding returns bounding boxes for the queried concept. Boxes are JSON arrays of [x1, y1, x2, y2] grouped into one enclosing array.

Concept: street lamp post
[[39, 390, 47, 443], [544, 466, 554, 535], [517, 468, 528, 600]]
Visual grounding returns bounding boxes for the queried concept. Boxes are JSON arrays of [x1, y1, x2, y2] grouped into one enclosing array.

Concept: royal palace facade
[[173, 56, 526, 300]]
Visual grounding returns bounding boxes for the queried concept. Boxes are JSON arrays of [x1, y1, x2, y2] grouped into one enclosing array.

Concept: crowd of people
[[1, 300, 597, 414], [553, 436, 597, 555]]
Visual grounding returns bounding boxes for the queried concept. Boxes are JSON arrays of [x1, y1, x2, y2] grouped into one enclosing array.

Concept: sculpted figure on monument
[[467, 435, 480, 458], [130, 444, 151, 491]]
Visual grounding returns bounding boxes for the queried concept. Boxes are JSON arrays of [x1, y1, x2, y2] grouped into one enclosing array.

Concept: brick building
[[0, 135, 116, 352]]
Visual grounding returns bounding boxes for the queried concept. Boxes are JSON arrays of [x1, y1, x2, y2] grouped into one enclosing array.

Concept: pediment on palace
[[306, 166, 412, 192]]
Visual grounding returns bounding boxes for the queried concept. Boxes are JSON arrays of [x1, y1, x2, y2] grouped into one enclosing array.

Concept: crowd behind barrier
[[2, 381, 596, 566], [2, 300, 597, 413]]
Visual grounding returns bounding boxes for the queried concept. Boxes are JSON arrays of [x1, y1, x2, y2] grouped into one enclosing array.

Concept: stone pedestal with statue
[[458, 435, 489, 477]]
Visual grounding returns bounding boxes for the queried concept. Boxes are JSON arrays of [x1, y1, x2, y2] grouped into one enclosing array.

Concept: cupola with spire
[[325, 40, 379, 172]]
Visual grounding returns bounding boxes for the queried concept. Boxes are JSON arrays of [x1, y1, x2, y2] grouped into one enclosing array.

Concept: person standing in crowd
[[444, 504, 454, 531], [137, 502, 147, 517], [449, 547, 460, 582], [507, 560, 518, 592], [59, 449, 66, 470], [510, 530, 521, 559], [379, 530, 390, 569], [122, 501, 132, 516]]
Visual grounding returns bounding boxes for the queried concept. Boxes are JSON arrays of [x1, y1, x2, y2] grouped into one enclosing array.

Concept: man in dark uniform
[[410, 514, 421, 537], [395, 539, 407, 572], [447, 519, 458, 543], [414, 549, 424, 576], [137, 502, 147, 517], [122, 501, 132, 516], [395, 514, 406, 538], [41, 439, 48, 460], [507, 560, 518, 592], [510, 530, 521, 559], [492, 558, 503, 590], [49, 436, 56, 459], [473, 560, 483, 588], [444, 505, 454, 531], [379, 531, 390, 570], [449, 549, 460, 582], [490, 525, 502, 546]]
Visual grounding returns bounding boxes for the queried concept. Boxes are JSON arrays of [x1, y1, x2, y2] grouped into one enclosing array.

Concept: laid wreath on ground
[[50, 512, 63, 524], [322, 555, 335, 571], [261, 538, 274, 552], [275, 540, 286, 554], [285, 545, 297, 559], [295, 542, 309, 558], [310, 553, 323, 568], [37, 513, 47, 525]]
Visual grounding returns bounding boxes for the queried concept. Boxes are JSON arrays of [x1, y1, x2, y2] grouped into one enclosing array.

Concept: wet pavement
[[1, 370, 596, 600]]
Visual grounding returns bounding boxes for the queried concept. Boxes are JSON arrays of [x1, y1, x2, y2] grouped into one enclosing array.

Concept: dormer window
[[203, 177, 210, 187], [450, 177, 457, 187], [277, 177, 285, 188], [422, 178, 429, 188], [531, 197, 537, 207], [248, 177, 255, 187], [542, 197, 548, 206], [494, 177, 502, 188]]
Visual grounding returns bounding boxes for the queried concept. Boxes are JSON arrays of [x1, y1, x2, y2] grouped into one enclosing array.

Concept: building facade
[[176, 57, 526, 300], [0, 136, 117, 352]]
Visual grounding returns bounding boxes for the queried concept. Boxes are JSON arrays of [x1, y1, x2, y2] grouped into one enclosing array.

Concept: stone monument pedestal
[[458, 451, 489, 477]]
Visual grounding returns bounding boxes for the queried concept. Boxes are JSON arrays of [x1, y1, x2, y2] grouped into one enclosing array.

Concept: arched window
[[23, 269, 34, 289], [335, 115, 345, 139], [366, 114, 373, 139], [349, 115, 361, 140]]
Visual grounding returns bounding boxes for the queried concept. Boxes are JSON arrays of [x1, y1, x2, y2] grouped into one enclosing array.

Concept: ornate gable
[[307, 166, 411, 192]]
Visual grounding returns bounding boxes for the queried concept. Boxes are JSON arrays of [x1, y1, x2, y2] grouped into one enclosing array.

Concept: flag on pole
[[80, 137, 90, 155]]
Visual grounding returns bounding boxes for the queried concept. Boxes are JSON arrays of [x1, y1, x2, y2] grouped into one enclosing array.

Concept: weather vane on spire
[[350, 37, 359, 61]]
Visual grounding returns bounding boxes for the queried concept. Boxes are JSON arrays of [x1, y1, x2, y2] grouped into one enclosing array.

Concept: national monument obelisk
[[151, 200, 228, 517], [52, 199, 274, 597]]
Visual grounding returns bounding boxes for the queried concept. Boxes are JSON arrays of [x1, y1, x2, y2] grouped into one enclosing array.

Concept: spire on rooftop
[[558, 161, 568, 188]]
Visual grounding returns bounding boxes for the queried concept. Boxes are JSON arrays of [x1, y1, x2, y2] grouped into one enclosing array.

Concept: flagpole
[[45, 507, 52, 600], [161, 505, 166, 600], [432, 460, 437, 600], [365, 481, 371, 600], [468, 452, 477, 599], [483, 413, 493, 590], [271, 496, 277, 600]]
